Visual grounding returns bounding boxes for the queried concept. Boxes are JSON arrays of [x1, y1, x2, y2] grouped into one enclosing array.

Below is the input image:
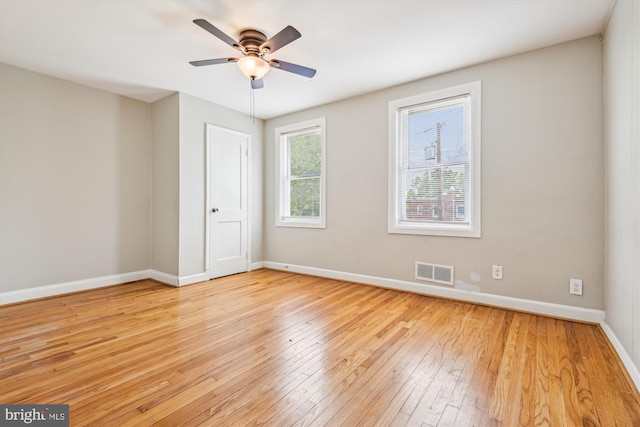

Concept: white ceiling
[[0, 0, 614, 119]]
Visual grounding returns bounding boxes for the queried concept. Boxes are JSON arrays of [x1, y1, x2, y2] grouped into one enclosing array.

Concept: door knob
[[211, 208, 219, 213]]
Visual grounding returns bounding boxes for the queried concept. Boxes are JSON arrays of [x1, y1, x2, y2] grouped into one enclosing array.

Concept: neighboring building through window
[[275, 117, 326, 228], [388, 81, 481, 237]]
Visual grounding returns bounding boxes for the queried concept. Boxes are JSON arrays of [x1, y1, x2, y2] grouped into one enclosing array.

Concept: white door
[[207, 124, 249, 279]]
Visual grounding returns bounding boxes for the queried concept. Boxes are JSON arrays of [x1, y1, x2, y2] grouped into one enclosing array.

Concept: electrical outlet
[[569, 278, 583, 295], [492, 265, 503, 280]]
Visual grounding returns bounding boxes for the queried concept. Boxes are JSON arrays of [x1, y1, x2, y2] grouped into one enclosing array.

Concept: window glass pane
[[289, 177, 320, 217], [276, 117, 325, 228], [407, 103, 467, 168], [398, 96, 470, 225], [404, 165, 467, 223], [289, 131, 321, 176]]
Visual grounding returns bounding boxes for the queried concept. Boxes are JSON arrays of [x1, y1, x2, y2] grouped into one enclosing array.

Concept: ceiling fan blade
[[260, 26, 301, 54], [193, 19, 239, 50], [189, 58, 238, 67], [251, 78, 264, 89], [269, 59, 316, 78]]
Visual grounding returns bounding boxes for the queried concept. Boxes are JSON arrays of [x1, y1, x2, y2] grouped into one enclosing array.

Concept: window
[[275, 117, 326, 228], [388, 81, 481, 237]]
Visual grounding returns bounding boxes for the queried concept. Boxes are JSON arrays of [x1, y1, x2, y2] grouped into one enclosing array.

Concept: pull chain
[[249, 87, 255, 123]]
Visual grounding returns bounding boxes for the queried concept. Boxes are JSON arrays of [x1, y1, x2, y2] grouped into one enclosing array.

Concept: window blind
[[397, 94, 471, 225]]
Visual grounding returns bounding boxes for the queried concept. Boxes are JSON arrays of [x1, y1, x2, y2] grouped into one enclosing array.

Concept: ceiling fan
[[189, 19, 317, 89]]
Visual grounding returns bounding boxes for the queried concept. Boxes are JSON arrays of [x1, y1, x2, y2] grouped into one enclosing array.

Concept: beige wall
[[604, 0, 640, 375], [0, 63, 152, 292], [151, 93, 179, 275], [265, 36, 604, 309]]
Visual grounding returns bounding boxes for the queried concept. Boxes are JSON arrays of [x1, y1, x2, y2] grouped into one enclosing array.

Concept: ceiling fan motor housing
[[239, 29, 268, 54]]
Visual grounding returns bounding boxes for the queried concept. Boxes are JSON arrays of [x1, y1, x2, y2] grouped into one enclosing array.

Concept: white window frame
[[275, 117, 326, 228], [388, 81, 481, 237]]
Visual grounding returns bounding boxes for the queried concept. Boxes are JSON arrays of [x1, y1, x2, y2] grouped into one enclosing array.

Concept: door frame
[[204, 123, 252, 278]]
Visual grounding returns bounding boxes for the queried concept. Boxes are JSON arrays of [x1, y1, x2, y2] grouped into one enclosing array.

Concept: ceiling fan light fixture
[[237, 55, 270, 80]]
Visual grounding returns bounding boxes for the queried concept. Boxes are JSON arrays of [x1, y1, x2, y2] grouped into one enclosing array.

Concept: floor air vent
[[415, 261, 454, 286]]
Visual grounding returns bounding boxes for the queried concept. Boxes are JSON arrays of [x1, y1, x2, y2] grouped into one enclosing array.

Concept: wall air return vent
[[415, 261, 454, 286]]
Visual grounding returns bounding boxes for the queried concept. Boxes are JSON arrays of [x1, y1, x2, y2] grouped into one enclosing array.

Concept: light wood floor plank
[[1, 269, 639, 426]]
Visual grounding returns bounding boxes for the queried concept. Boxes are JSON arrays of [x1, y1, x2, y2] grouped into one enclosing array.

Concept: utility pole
[[435, 122, 444, 220], [420, 122, 445, 220]]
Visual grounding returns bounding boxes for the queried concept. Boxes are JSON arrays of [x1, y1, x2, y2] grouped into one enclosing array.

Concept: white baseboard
[[149, 270, 210, 287], [178, 272, 209, 286], [600, 321, 640, 393], [263, 261, 605, 324], [250, 261, 265, 271], [0, 269, 212, 304], [0, 270, 151, 305], [149, 270, 178, 287]]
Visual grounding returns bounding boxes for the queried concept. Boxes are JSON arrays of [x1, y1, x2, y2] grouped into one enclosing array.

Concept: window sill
[[276, 218, 326, 229], [388, 223, 480, 238]]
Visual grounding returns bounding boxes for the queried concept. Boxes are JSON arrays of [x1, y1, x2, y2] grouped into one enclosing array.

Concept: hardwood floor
[[1, 269, 639, 426]]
